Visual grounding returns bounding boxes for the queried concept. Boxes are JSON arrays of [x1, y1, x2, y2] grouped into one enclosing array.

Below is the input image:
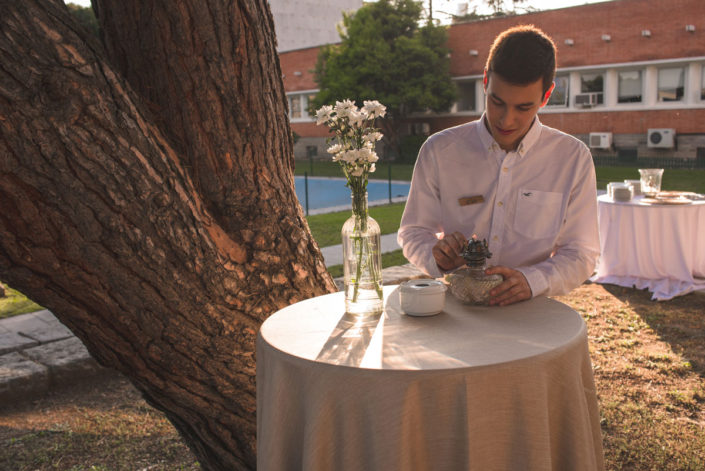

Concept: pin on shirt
[[458, 195, 484, 206]]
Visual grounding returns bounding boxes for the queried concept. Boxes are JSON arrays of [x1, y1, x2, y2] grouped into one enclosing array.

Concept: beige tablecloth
[[257, 286, 604, 471], [591, 194, 705, 300]]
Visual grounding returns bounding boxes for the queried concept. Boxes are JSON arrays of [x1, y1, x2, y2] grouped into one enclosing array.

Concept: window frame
[[657, 66, 685, 102], [454, 79, 477, 113], [546, 74, 570, 108], [617, 69, 643, 104], [286, 91, 317, 122], [578, 72, 605, 106]]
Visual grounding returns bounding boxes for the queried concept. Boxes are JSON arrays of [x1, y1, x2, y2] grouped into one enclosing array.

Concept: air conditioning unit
[[574, 92, 602, 108], [647, 128, 676, 148], [589, 132, 613, 149]]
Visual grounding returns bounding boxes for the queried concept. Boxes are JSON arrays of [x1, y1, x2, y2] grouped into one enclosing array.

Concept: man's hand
[[432, 231, 467, 272], [486, 266, 532, 306]]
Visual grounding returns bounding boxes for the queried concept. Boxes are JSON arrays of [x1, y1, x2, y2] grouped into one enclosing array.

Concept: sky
[[430, 0, 609, 22], [65, 0, 609, 18]]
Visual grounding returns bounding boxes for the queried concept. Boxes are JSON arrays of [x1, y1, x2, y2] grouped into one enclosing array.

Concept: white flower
[[357, 147, 373, 163], [341, 150, 359, 163], [334, 99, 357, 118], [316, 99, 385, 186], [315, 105, 333, 125], [358, 148, 378, 163], [363, 100, 386, 118], [327, 144, 342, 154], [363, 131, 383, 143], [348, 110, 366, 128]]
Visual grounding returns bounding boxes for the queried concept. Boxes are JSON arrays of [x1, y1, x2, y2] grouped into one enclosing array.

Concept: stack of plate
[[613, 185, 633, 202], [624, 179, 642, 196], [607, 182, 633, 202]]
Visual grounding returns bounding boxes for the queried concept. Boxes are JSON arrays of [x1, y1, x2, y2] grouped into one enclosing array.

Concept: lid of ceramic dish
[[400, 279, 446, 294]]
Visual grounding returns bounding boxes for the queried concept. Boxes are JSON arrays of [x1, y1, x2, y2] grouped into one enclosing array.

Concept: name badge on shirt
[[458, 195, 484, 206]]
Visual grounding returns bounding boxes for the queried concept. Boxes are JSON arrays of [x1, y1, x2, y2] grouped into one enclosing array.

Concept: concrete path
[[321, 232, 401, 267], [0, 309, 105, 401]]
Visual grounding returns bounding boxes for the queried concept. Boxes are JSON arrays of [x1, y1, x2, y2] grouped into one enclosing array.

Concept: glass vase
[[342, 192, 383, 317]]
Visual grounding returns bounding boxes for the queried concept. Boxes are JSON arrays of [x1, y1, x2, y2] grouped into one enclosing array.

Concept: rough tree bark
[[0, 1, 336, 469]]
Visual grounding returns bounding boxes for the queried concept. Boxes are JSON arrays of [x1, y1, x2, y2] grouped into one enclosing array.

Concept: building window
[[289, 95, 302, 119], [455, 80, 476, 112], [701, 65, 705, 100], [287, 92, 316, 121], [576, 73, 604, 106], [657, 67, 684, 102], [618, 70, 642, 103], [304, 93, 316, 118], [546, 74, 569, 107]]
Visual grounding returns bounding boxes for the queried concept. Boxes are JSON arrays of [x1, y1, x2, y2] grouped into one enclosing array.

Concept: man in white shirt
[[398, 25, 600, 306]]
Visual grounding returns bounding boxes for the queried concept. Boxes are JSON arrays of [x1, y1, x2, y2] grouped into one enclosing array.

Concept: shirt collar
[[477, 113, 543, 158]]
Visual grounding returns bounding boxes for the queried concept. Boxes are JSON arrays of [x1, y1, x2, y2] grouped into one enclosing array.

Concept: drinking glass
[[638, 169, 664, 197]]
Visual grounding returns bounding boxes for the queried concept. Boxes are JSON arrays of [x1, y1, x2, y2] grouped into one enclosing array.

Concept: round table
[[257, 286, 604, 471], [591, 194, 705, 300]]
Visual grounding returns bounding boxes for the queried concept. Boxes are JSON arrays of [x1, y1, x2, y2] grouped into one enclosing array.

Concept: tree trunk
[[0, 1, 336, 469]]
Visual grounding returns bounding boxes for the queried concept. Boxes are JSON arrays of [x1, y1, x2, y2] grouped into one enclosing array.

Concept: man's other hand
[[486, 266, 532, 306], [432, 231, 467, 272]]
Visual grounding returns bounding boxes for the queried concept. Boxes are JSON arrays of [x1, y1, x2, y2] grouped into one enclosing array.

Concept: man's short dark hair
[[486, 25, 556, 95]]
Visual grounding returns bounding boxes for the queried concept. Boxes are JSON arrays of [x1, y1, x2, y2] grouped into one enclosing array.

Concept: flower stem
[[351, 190, 367, 302]]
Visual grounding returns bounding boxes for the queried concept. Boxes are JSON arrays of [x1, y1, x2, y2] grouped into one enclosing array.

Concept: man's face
[[483, 72, 550, 152]]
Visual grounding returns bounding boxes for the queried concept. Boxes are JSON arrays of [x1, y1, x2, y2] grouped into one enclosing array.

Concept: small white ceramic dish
[[400, 279, 446, 317]]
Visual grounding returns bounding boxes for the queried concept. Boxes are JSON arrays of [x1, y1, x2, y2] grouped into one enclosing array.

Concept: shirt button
[[493, 236, 499, 241], [502, 167, 509, 173], [497, 201, 504, 207]]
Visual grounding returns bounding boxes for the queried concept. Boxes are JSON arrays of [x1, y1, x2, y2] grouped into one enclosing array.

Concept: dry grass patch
[[0, 283, 703, 470], [0, 372, 199, 470], [554, 283, 705, 470]]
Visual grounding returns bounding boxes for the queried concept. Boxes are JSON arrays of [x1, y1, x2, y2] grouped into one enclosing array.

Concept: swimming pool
[[294, 176, 410, 213]]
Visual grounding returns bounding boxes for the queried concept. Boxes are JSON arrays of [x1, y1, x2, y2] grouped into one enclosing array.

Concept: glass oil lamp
[[446, 235, 503, 305]]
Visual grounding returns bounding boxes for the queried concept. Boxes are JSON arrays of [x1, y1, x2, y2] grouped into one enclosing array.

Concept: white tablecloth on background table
[[257, 286, 604, 471], [591, 194, 705, 300]]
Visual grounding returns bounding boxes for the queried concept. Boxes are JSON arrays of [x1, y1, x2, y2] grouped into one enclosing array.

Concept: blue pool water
[[294, 176, 410, 211]]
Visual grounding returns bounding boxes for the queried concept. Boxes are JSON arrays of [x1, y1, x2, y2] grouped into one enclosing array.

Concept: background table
[[257, 286, 604, 471], [591, 194, 705, 300]]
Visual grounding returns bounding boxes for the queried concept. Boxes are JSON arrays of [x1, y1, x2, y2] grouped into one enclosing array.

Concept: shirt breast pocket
[[513, 189, 564, 239]]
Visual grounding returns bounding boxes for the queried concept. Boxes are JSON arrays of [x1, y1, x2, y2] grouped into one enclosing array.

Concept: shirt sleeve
[[397, 138, 446, 279], [517, 145, 600, 297]]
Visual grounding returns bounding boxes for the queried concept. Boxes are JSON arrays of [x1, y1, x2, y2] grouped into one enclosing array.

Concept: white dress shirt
[[398, 115, 600, 297]]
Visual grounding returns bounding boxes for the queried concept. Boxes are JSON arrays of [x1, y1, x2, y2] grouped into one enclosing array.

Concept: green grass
[[0, 286, 44, 319], [306, 202, 405, 248], [595, 168, 705, 194], [327, 249, 409, 278]]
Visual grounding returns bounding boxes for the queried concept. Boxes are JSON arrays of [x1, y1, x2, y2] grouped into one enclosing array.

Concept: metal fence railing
[[300, 169, 404, 216], [592, 155, 705, 169]]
